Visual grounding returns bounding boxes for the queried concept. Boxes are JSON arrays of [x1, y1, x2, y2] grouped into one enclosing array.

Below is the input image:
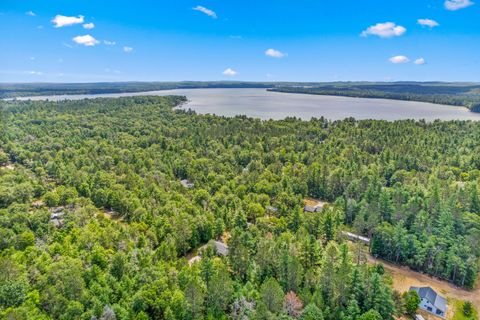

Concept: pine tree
[[469, 184, 480, 214], [300, 303, 324, 320], [260, 277, 284, 314], [337, 244, 353, 307], [345, 298, 361, 320], [403, 291, 420, 317]]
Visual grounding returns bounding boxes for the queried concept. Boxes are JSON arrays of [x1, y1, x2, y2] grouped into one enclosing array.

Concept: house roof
[[342, 231, 371, 244], [303, 198, 326, 208], [409, 286, 447, 313], [212, 241, 229, 256], [50, 211, 66, 220], [200, 240, 229, 256], [180, 179, 194, 188]]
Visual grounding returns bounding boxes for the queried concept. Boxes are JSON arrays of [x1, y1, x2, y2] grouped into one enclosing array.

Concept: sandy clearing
[[368, 255, 479, 318]]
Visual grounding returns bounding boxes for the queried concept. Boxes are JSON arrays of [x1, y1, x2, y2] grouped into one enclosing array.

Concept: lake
[[12, 88, 480, 121]]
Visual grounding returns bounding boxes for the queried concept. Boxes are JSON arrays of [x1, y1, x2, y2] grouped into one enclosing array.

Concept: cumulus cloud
[[223, 68, 237, 76], [123, 46, 133, 53], [414, 58, 426, 65], [52, 15, 84, 28], [265, 48, 287, 58], [361, 22, 406, 38], [104, 40, 116, 46], [445, 0, 474, 10], [72, 34, 99, 46], [26, 11, 35, 16], [389, 55, 410, 64], [418, 19, 439, 28], [83, 22, 95, 29], [193, 6, 217, 18]]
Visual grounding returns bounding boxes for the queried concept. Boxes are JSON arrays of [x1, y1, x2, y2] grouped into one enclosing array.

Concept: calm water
[[12, 88, 480, 121]]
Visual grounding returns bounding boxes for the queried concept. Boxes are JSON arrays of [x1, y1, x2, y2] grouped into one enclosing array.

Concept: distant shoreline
[[3, 81, 480, 113], [5, 88, 480, 122]]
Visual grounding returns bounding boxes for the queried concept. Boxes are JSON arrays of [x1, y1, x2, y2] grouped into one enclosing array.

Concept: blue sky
[[1, 0, 479, 82]]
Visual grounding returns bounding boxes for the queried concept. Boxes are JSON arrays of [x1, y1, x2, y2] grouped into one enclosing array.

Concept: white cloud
[[83, 22, 95, 29], [223, 68, 237, 76], [104, 40, 116, 46], [193, 6, 217, 18], [361, 22, 406, 38], [389, 55, 410, 64], [265, 48, 287, 58], [72, 34, 99, 46], [123, 46, 133, 53], [27, 70, 42, 75], [26, 11, 35, 17], [52, 15, 84, 28], [414, 58, 426, 65], [418, 19, 439, 28], [445, 0, 474, 10]]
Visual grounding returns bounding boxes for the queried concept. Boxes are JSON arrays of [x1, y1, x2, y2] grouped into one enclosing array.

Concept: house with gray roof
[[409, 286, 447, 319], [200, 240, 229, 257], [210, 240, 229, 256], [342, 231, 371, 245]]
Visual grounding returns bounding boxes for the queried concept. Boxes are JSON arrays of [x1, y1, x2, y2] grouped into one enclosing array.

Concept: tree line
[[271, 83, 480, 111]]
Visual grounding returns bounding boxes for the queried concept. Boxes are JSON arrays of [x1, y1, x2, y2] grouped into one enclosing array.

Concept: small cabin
[[303, 198, 326, 212], [341, 231, 370, 245], [180, 179, 195, 189], [50, 207, 66, 227], [188, 240, 229, 267], [200, 240, 229, 257]]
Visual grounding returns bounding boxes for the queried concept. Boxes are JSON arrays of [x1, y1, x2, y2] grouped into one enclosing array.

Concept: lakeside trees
[[0, 96, 479, 319], [271, 83, 480, 112]]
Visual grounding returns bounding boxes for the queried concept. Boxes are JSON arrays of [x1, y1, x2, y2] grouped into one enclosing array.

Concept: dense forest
[[270, 83, 480, 112], [0, 96, 479, 319]]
